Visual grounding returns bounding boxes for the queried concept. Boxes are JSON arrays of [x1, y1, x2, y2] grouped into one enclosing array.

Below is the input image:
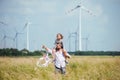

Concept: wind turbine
[[23, 22, 30, 50], [13, 29, 23, 49], [1, 33, 13, 48], [68, 32, 77, 52], [68, 33, 71, 52], [1, 34, 7, 48], [71, 32, 77, 51], [82, 36, 89, 51], [67, 1, 95, 51], [0, 21, 8, 48]]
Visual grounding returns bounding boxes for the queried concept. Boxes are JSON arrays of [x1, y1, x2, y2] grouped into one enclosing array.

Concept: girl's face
[[57, 34, 62, 40]]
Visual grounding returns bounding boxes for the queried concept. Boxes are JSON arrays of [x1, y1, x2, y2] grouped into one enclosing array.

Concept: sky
[[0, 0, 120, 51]]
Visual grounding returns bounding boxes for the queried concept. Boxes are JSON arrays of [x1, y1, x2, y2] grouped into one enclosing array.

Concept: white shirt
[[47, 48, 66, 68]]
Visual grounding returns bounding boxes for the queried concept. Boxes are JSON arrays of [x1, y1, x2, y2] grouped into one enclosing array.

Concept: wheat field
[[0, 56, 120, 80]]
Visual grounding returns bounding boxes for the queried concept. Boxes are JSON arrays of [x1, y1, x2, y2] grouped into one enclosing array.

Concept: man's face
[[56, 43, 61, 49]]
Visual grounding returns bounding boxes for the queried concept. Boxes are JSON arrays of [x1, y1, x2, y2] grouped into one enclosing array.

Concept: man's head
[[56, 42, 63, 50]]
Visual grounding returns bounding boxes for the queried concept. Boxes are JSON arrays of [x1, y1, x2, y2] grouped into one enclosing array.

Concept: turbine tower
[[67, 1, 95, 51], [23, 22, 30, 50], [14, 29, 23, 49], [68, 33, 72, 52], [82, 36, 89, 51], [1, 34, 7, 48], [68, 32, 77, 52], [0, 21, 8, 48], [1, 33, 13, 48], [71, 32, 77, 51]]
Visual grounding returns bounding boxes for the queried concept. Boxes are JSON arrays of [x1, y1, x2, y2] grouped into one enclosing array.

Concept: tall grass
[[0, 56, 120, 80]]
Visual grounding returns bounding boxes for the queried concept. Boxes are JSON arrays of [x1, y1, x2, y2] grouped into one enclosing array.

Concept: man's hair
[[55, 42, 64, 51]]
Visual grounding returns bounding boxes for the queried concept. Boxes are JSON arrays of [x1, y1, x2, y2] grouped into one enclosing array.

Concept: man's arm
[[42, 45, 52, 54], [62, 49, 71, 58]]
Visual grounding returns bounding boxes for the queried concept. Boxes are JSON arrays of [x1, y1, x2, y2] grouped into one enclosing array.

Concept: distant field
[[0, 56, 120, 80]]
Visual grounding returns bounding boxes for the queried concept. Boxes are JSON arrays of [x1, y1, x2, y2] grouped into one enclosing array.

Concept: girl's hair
[[57, 33, 63, 39]]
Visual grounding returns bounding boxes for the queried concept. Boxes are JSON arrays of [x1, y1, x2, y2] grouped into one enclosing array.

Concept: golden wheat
[[0, 56, 120, 80]]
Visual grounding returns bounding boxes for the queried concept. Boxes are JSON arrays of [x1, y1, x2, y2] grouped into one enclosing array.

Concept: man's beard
[[56, 47, 60, 51]]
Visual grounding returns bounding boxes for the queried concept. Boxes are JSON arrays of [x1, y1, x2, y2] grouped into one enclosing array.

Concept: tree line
[[0, 48, 120, 56], [69, 51, 120, 56], [0, 48, 44, 56]]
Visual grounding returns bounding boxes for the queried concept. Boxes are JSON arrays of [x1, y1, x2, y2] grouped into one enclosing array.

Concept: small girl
[[54, 33, 71, 64]]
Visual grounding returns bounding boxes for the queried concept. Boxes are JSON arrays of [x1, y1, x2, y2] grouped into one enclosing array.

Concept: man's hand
[[42, 45, 46, 49]]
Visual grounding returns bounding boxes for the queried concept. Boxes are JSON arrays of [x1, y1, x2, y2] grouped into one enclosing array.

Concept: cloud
[[93, 5, 109, 25], [0, 0, 34, 16], [39, 1, 57, 14], [0, 0, 58, 16], [102, 15, 109, 24], [18, 0, 58, 15], [94, 5, 103, 16]]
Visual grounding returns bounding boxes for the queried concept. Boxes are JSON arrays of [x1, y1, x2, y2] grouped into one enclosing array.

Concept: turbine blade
[[6, 36, 14, 40], [67, 5, 80, 14], [0, 21, 7, 25], [1, 35, 6, 41], [14, 33, 17, 39], [81, 6, 96, 16], [22, 22, 28, 30]]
